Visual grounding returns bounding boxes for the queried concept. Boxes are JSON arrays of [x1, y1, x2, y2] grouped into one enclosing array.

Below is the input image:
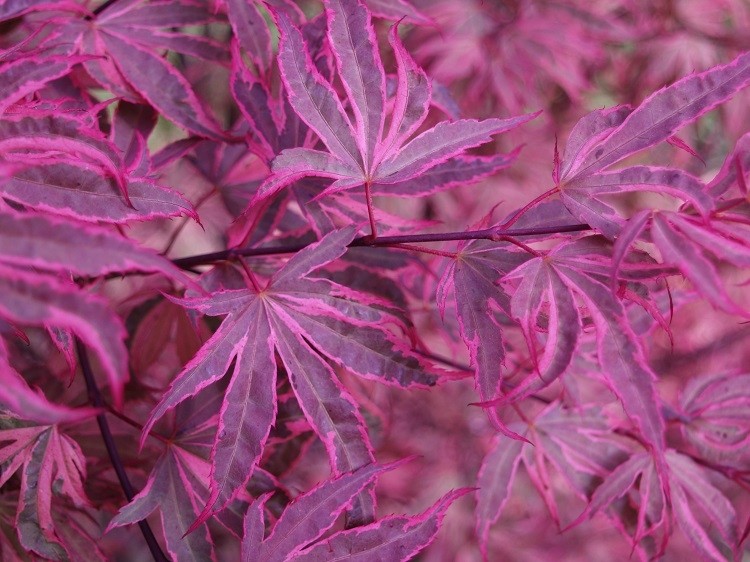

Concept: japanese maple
[[2, 1, 750, 561]]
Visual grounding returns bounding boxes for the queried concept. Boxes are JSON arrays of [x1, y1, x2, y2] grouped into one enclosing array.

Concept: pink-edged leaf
[[0, 54, 90, 114], [99, 31, 224, 139], [295, 488, 471, 561], [146, 228, 395, 527], [372, 152, 519, 197], [270, 226, 358, 288], [324, 0, 386, 170], [376, 22, 430, 163], [0, 112, 127, 198], [191, 303, 277, 528], [269, 312, 375, 524], [530, 403, 631, 499], [651, 213, 747, 315], [96, 0, 218, 27], [442, 241, 529, 404], [566, 166, 714, 217], [557, 188, 622, 239], [121, 28, 229, 62], [279, 305, 435, 388], [140, 293, 263, 448], [226, 0, 272, 72], [254, 148, 361, 203], [571, 451, 652, 527], [572, 51, 750, 179], [107, 447, 214, 562], [256, 462, 400, 561], [475, 432, 525, 554], [363, 0, 431, 24], [230, 47, 280, 159], [241, 494, 270, 562], [0, 211, 193, 286], [275, 12, 361, 168], [505, 258, 579, 390], [678, 372, 750, 461], [376, 114, 538, 183], [554, 263, 665, 455], [611, 210, 652, 292], [0, 266, 127, 407], [671, 485, 728, 562], [667, 450, 737, 546], [0, 426, 90, 560], [0, 339, 96, 424], [560, 105, 633, 180], [0, 164, 195, 223]]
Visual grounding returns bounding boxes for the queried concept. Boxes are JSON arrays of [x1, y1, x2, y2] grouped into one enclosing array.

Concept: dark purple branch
[[172, 223, 592, 269], [92, 0, 119, 15], [75, 340, 169, 562]]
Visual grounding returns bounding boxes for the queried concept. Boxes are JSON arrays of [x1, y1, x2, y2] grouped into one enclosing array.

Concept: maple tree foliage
[[2, 0, 750, 560]]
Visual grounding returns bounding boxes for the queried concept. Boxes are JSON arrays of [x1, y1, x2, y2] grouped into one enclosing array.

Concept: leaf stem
[[171, 223, 591, 269], [75, 340, 169, 562], [498, 186, 560, 230], [103, 404, 171, 445], [364, 180, 378, 240]]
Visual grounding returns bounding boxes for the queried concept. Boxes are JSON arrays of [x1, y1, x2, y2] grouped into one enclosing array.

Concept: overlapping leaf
[[0, 210, 193, 284], [613, 208, 750, 316], [108, 397, 271, 562], [35, 0, 228, 139], [241, 461, 467, 562], [676, 371, 750, 468], [253, 0, 534, 206], [141, 227, 435, 529], [0, 338, 97, 424], [573, 449, 737, 561], [555, 51, 750, 237], [0, 265, 128, 407], [0, 110, 195, 223], [476, 403, 630, 556], [490, 238, 667, 460], [437, 240, 529, 410], [0, 425, 90, 562]]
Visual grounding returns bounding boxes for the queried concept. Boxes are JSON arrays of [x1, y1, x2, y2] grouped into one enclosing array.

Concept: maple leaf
[[475, 403, 631, 556], [141, 227, 435, 529], [676, 371, 750, 468], [0, 109, 196, 223], [436, 239, 530, 415], [556, 50, 750, 238], [0, 206, 200, 406], [241, 461, 469, 562], [0, 265, 128, 407], [0, 337, 97, 424], [0, 425, 90, 561], [502, 238, 666, 458], [251, 0, 535, 207], [572, 449, 738, 561], [410, 0, 614, 116], [4, 1, 226, 139]]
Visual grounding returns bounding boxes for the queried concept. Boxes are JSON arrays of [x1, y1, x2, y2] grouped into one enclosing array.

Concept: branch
[[75, 340, 169, 562], [92, 0, 119, 16], [171, 223, 592, 269]]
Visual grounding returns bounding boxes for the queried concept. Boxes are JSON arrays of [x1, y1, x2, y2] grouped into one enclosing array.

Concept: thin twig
[[92, 0, 118, 16], [172, 223, 591, 269], [75, 340, 169, 562]]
